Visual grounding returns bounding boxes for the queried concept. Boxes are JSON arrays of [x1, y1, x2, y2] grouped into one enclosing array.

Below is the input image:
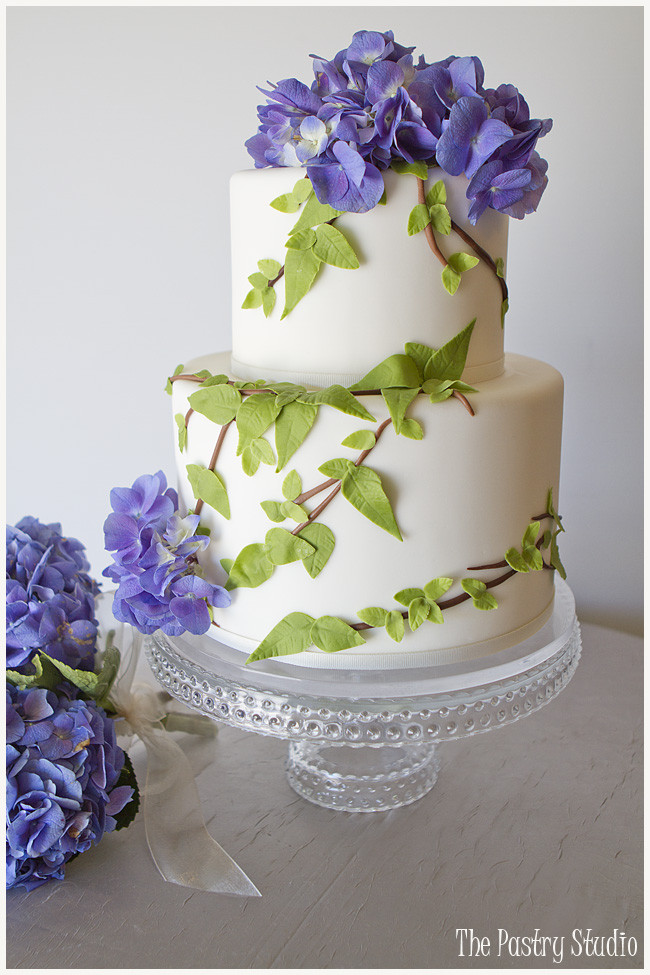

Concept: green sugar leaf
[[297, 522, 335, 578], [403, 342, 433, 378], [425, 179, 447, 207], [391, 159, 428, 179], [241, 444, 260, 476], [242, 288, 263, 309], [399, 417, 424, 440], [540, 529, 552, 550], [293, 177, 313, 203], [429, 203, 451, 236], [522, 521, 541, 549], [174, 414, 188, 452], [281, 500, 308, 522], [299, 385, 375, 421], [282, 247, 322, 318], [260, 500, 286, 523], [424, 319, 476, 383], [523, 545, 544, 571], [341, 429, 376, 451], [227, 542, 274, 590], [264, 527, 315, 566], [423, 577, 454, 601], [501, 297, 509, 328], [357, 606, 388, 628], [248, 272, 268, 289], [382, 387, 420, 434], [274, 400, 318, 471], [505, 548, 530, 573], [350, 354, 421, 391], [186, 464, 231, 519], [250, 436, 275, 465], [385, 610, 405, 643], [39, 652, 103, 698], [258, 258, 282, 279], [428, 601, 444, 624], [461, 578, 497, 610], [461, 578, 487, 598], [246, 611, 316, 663], [473, 591, 498, 611], [546, 487, 564, 531], [377, 188, 387, 205], [394, 587, 425, 606], [165, 363, 185, 395], [318, 457, 355, 480], [407, 203, 431, 236], [289, 192, 342, 233], [408, 597, 431, 632], [441, 264, 461, 295], [341, 466, 402, 540], [262, 287, 276, 318], [282, 469, 302, 500], [275, 390, 302, 408], [236, 392, 280, 454], [310, 616, 366, 653], [270, 192, 303, 213], [495, 257, 505, 279], [313, 223, 360, 269], [285, 228, 317, 250], [550, 529, 567, 580], [200, 373, 230, 387], [189, 383, 242, 425], [7, 654, 71, 692], [220, 558, 234, 575], [195, 525, 211, 537], [447, 252, 480, 274]]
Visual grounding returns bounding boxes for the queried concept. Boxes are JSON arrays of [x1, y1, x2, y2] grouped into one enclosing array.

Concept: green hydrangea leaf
[[399, 417, 424, 440], [258, 258, 282, 279], [505, 548, 530, 573], [383, 610, 404, 642], [274, 400, 318, 471], [6, 655, 67, 692], [391, 160, 428, 179], [246, 612, 316, 663], [313, 224, 360, 269], [356, 606, 388, 627], [382, 387, 420, 434], [293, 177, 313, 203], [270, 192, 303, 213], [429, 203, 451, 236], [425, 180, 446, 207], [226, 543, 274, 590], [93, 646, 122, 706], [297, 523, 336, 579], [186, 464, 231, 519], [165, 363, 184, 395], [341, 466, 402, 540], [495, 257, 505, 279], [424, 319, 476, 383], [299, 384, 375, 421], [403, 342, 433, 379], [264, 527, 315, 566], [501, 297, 509, 328], [281, 247, 322, 318], [423, 577, 454, 601], [318, 457, 355, 480], [39, 652, 102, 697], [285, 228, 317, 250], [281, 500, 308, 523], [407, 203, 431, 236], [289, 192, 342, 233], [408, 597, 431, 632], [236, 392, 280, 454], [310, 616, 366, 653], [248, 272, 268, 289], [282, 469, 302, 501], [394, 587, 425, 606], [350, 354, 421, 391], [341, 429, 376, 450], [241, 445, 260, 476], [550, 529, 567, 580], [112, 752, 140, 831], [448, 252, 480, 274], [441, 264, 461, 295], [189, 383, 242, 425], [428, 601, 444, 624], [250, 436, 275, 466], [260, 500, 286, 523], [242, 288, 263, 309], [174, 414, 188, 452], [262, 287, 276, 318]]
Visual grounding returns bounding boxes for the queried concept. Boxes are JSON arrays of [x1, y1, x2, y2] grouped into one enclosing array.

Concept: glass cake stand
[[145, 580, 581, 813]]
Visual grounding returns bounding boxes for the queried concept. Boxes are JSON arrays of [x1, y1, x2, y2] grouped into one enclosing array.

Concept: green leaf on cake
[[425, 180, 447, 207], [297, 523, 335, 579], [274, 400, 318, 471], [385, 610, 405, 643], [189, 383, 242, 425], [242, 288, 264, 309], [200, 373, 230, 387], [391, 160, 428, 179], [350, 354, 422, 391], [281, 500, 308, 523], [423, 319, 476, 383], [408, 597, 431, 631], [461, 578, 498, 611], [281, 246, 322, 318], [246, 612, 316, 663], [248, 272, 268, 289], [546, 487, 564, 532], [220, 558, 233, 576], [292, 177, 314, 204], [282, 469, 302, 500], [429, 203, 451, 236], [262, 287, 276, 318], [441, 253, 479, 296], [264, 527, 315, 566], [394, 587, 425, 606], [422, 377, 477, 404], [236, 392, 280, 454], [270, 192, 304, 213], [407, 203, 431, 236], [289, 191, 342, 233], [310, 616, 366, 653], [226, 543, 274, 590], [285, 228, 317, 250], [341, 466, 402, 540], [312, 224, 360, 269], [258, 258, 282, 279], [341, 429, 376, 451], [318, 457, 355, 480], [186, 464, 231, 519], [250, 436, 275, 466], [495, 257, 505, 279], [165, 364, 184, 395], [357, 606, 388, 628], [241, 445, 260, 477], [506, 522, 543, 573], [298, 385, 375, 421], [260, 500, 286, 523], [382, 387, 420, 434], [403, 342, 433, 379], [501, 297, 509, 328], [505, 547, 530, 573], [377, 188, 387, 206], [423, 577, 454, 601], [550, 529, 567, 580], [399, 417, 424, 440], [174, 414, 188, 452]]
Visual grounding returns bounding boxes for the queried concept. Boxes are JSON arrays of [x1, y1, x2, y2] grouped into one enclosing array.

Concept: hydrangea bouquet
[[246, 29, 551, 222]]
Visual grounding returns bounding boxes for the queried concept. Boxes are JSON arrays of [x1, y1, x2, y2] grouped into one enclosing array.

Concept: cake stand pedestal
[[145, 580, 580, 813]]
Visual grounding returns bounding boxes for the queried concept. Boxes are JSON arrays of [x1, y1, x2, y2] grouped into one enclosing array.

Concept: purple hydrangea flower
[[307, 141, 385, 213], [103, 472, 231, 637], [6, 519, 100, 671], [436, 95, 513, 178], [466, 159, 532, 224], [6, 684, 133, 891]]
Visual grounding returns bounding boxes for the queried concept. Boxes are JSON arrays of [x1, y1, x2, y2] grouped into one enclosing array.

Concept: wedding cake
[[106, 32, 566, 670]]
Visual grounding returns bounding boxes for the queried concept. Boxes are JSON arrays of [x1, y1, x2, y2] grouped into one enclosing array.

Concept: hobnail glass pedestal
[[146, 580, 581, 813]]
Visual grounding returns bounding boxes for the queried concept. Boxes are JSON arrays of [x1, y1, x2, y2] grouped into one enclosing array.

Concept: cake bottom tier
[[172, 353, 564, 670]]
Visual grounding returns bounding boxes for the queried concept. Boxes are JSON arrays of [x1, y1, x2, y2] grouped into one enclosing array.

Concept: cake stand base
[[286, 741, 440, 812]]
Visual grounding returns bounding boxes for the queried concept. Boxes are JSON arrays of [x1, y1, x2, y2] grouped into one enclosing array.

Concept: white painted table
[[7, 623, 643, 970]]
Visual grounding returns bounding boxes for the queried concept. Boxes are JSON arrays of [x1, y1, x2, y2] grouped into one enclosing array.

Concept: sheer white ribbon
[[108, 626, 260, 897]]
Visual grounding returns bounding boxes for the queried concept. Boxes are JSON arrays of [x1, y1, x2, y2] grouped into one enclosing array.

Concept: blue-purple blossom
[[466, 160, 532, 224], [6, 684, 132, 891], [6, 518, 100, 671], [103, 471, 230, 637], [245, 31, 551, 220]]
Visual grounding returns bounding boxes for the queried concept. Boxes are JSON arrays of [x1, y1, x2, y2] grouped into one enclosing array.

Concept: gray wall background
[[7, 6, 643, 636]]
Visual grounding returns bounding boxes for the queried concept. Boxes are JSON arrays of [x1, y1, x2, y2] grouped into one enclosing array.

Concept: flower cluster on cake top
[[246, 30, 551, 221]]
